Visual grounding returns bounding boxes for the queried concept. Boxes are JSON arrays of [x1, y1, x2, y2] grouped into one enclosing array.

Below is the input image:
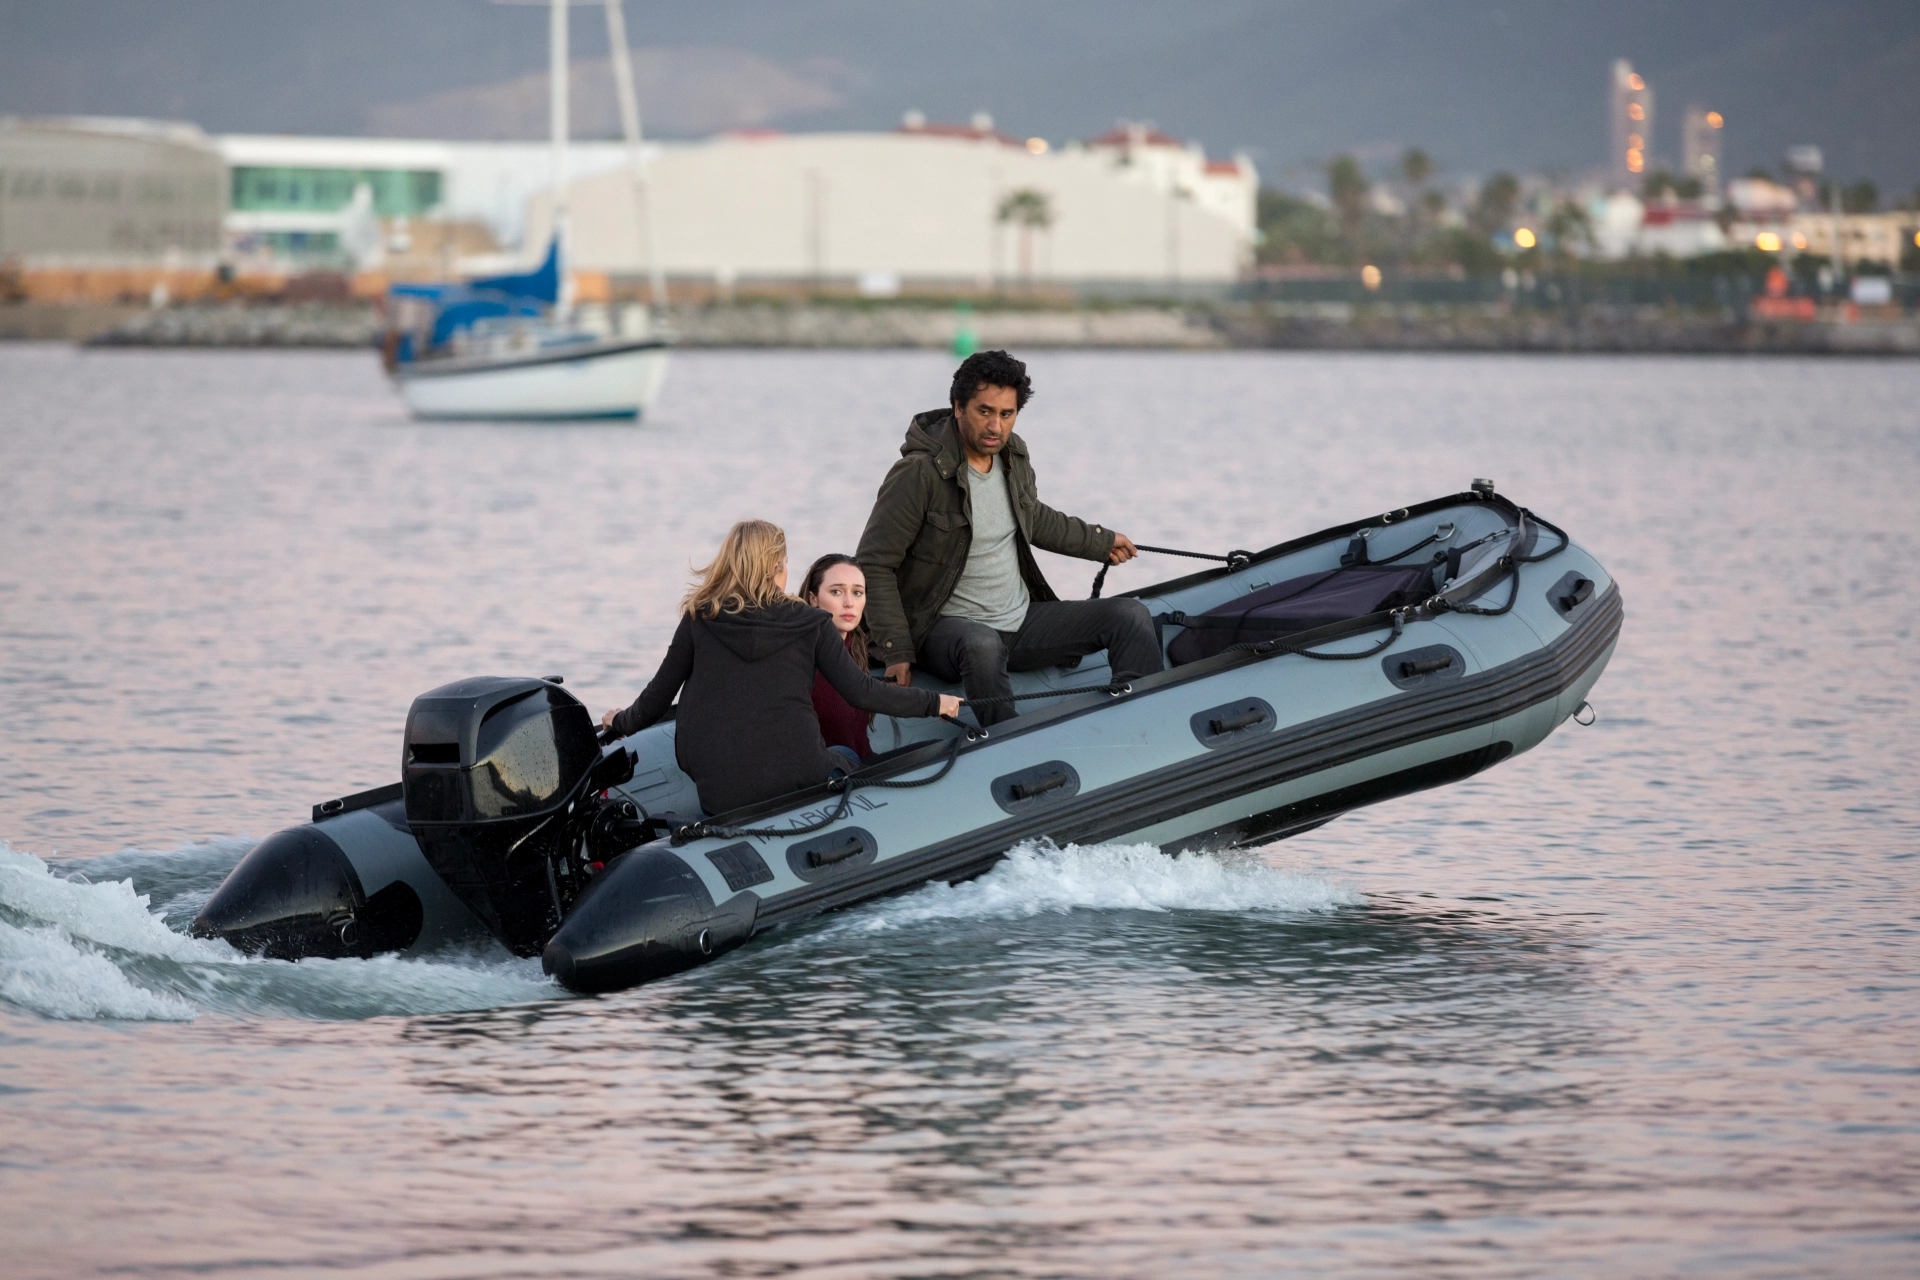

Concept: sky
[[2, 0, 1916, 194]]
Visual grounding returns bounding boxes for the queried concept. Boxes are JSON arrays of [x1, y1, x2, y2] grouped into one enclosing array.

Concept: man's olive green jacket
[[856, 408, 1117, 667]]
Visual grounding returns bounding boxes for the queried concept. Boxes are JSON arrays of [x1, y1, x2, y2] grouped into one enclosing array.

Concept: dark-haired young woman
[[802, 552, 881, 761]]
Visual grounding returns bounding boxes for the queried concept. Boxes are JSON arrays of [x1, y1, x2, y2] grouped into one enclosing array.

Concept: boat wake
[[847, 840, 1364, 933], [0, 842, 555, 1023], [1, 837, 1361, 1022]]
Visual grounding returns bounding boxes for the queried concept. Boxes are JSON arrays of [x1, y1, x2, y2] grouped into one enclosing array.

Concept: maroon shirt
[[811, 633, 873, 759]]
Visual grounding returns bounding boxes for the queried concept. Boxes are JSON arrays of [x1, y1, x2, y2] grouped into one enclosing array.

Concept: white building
[[1587, 191, 1730, 259], [1079, 122, 1258, 245], [527, 121, 1259, 287], [1787, 212, 1920, 268], [217, 133, 634, 263], [1, 116, 225, 263]]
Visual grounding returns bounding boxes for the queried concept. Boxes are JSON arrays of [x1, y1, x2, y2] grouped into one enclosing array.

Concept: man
[[856, 349, 1162, 726]]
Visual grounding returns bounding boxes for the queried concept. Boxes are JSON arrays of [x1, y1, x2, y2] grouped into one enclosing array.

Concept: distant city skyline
[[1, 0, 1915, 194]]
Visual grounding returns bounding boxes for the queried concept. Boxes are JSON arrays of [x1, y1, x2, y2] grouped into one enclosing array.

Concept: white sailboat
[[385, 0, 671, 421]]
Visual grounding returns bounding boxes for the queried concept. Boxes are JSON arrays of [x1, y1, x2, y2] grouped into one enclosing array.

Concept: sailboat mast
[[549, 0, 570, 309], [604, 0, 667, 308]]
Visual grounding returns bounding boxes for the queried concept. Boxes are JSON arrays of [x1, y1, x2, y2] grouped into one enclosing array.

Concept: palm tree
[[1545, 199, 1594, 264], [995, 188, 1055, 292], [1401, 148, 1433, 192], [1401, 147, 1435, 249], [1470, 172, 1520, 238], [1329, 154, 1369, 252]]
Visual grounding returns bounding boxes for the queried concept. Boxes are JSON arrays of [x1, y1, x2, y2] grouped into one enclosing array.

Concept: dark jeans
[[919, 598, 1162, 727]]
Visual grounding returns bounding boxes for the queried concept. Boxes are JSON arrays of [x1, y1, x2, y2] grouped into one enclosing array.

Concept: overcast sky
[[3, 0, 1915, 192]]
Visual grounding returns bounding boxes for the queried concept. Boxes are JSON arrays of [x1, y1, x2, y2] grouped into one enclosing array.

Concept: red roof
[[896, 121, 1023, 148], [1087, 125, 1184, 149], [1204, 158, 1242, 175]]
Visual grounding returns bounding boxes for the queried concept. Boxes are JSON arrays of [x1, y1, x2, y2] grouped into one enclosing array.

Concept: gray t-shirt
[[939, 455, 1031, 632]]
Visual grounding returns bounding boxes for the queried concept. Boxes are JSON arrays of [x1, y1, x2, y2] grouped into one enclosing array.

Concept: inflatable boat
[[192, 482, 1622, 993]]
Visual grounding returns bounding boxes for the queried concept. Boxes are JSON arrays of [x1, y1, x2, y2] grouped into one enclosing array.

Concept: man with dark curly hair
[[855, 349, 1161, 726]]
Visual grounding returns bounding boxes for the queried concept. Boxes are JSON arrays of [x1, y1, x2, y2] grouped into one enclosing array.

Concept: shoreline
[[3, 299, 1916, 356]]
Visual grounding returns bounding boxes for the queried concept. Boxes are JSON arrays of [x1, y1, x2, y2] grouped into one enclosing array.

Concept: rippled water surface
[[2, 345, 1917, 1277]]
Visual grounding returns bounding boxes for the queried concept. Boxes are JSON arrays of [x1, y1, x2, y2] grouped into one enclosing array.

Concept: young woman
[[803, 553, 881, 761], [602, 521, 961, 816]]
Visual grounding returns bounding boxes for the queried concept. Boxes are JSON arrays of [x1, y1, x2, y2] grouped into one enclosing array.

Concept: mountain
[[1, 0, 1914, 193]]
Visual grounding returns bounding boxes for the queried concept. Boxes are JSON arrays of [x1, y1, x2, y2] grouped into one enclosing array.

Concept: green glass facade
[[230, 166, 442, 217]]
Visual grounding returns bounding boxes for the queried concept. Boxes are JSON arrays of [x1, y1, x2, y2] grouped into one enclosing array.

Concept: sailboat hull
[[395, 338, 671, 421]]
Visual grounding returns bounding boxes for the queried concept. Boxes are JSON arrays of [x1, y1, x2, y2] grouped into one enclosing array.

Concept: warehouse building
[[524, 118, 1259, 289], [0, 116, 225, 263]]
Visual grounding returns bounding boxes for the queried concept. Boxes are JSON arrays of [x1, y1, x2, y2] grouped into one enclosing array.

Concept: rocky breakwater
[[669, 303, 1226, 349], [1218, 302, 1920, 356], [87, 303, 381, 348]]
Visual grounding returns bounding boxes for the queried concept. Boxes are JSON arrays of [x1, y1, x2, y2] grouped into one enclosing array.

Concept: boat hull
[[394, 339, 670, 421], [546, 573, 1621, 991]]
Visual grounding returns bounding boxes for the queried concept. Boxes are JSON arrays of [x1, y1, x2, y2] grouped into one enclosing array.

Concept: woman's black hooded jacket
[[609, 599, 941, 815]]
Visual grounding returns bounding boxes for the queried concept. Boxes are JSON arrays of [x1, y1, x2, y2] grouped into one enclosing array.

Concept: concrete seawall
[[5, 299, 1915, 355]]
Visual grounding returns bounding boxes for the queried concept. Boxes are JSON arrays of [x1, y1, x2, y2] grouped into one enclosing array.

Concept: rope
[[961, 681, 1131, 709], [1090, 544, 1254, 598], [1217, 610, 1407, 662], [675, 734, 966, 843], [1428, 506, 1560, 617], [1091, 522, 1462, 599], [1446, 557, 1521, 616], [1514, 508, 1570, 563]]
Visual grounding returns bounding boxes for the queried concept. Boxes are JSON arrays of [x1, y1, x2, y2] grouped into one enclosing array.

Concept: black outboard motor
[[403, 676, 625, 957]]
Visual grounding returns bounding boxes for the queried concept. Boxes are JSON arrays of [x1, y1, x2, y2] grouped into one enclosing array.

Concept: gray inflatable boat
[[193, 482, 1622, 993]]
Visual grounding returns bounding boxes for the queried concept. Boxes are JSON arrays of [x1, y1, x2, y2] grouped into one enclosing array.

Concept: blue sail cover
[[465, 237, 560, 304], [389, 238, 561, 354]]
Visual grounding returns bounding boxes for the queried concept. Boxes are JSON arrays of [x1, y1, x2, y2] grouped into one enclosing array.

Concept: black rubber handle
[[806, 839, 866, 868], [1558, 578, 1594, 612], [1208, 709, 1266, 735], [1010, 772, 1071, 801], [1399, 655, 1454, 678]]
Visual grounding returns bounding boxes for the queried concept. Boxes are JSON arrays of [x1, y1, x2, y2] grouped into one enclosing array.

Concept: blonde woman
[[602, 520, 961, 816]]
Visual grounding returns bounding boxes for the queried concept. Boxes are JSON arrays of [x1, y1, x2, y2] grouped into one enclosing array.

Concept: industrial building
[[0, 116, 225, 263], [524, 118, 1258, 289]]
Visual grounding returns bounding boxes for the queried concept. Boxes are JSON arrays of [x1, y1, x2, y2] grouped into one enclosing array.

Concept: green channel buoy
[[952, 301, 978, 358]]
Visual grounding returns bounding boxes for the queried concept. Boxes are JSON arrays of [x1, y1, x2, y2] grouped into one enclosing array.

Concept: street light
[[1514, 228, 1537, 249]]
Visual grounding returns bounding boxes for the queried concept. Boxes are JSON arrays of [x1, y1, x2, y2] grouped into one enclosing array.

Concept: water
[[2, 344, 1917, 1276]]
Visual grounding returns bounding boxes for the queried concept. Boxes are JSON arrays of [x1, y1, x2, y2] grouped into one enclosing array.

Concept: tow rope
[[1089, 544, 1254, 598]]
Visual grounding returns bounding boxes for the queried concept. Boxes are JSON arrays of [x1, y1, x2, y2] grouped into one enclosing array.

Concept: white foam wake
[[850, 840, 1363, 932], [0, 843, 558, 1022]]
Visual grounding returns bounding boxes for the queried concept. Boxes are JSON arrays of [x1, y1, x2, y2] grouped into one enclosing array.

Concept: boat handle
[[806, 838, 867, 868], [1558, 578, 1594, 612], [1208, 709, 1267, 735], [1399, 655, 1454, 678], [1010, 772, 1072, 801]]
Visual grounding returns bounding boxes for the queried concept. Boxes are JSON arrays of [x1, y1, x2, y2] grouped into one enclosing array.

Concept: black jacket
[[855, 409, 1117, 666], [610, 599, 941, 815]]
